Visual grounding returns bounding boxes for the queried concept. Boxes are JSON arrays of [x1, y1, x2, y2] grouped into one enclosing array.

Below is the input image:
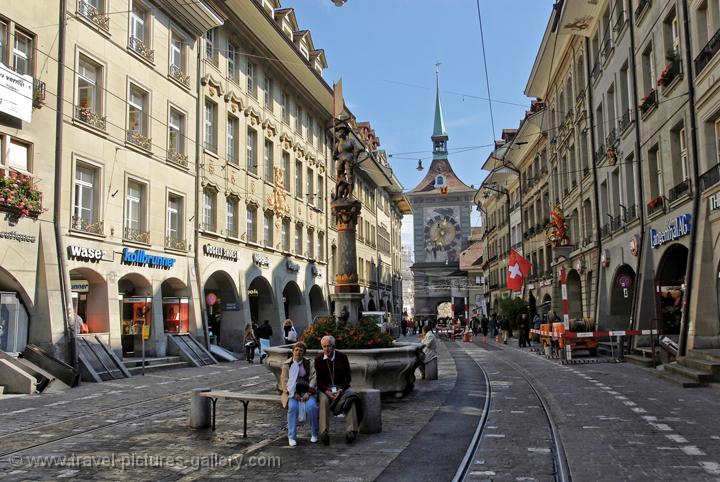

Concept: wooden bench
[[191, 389, 281, 438]]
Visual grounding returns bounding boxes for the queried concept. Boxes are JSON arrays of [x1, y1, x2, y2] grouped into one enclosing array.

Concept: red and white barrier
[[530, 328, 658, 339]]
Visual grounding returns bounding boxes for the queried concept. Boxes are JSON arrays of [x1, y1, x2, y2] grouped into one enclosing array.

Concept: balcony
[[167, 148, 188, 168], [590, 61, 602, 83], [695, 28, 720, 76], [595, 142, 606, 163], [601, 223, 611, 238], [667, 179, 690, 203], [600, 37, 614, 64], [625, 204, 639, 223], [606, 128, 618, 148], [618, 108, 633, 133], [582, 236, 592, 246], [165, 236, 186, 251], [700, 163, 720, 192], [612, 214, 624, 232], [639, 89, 657, 117], [75, 105, 107, 131], [657, 54, 682, 94], [33, 79, 46, 109], [71, 216, 103, 235], [127, 129, 152, 151], [169, 64, 191, 88], [613, 12, 627, 35], [124, 227, 150, 244], [634, 0, 651, 24], [128, 36, 155, 64], [77, 0, 110, 31], [647, 195, 665, 216]]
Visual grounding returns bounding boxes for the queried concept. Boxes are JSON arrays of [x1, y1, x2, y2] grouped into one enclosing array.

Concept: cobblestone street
[[3, 338, 720, 481]]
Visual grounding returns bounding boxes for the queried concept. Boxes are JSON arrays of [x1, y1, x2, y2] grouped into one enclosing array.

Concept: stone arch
[[70, 267, 109, 334], [0, 266, 32, 352], [566, 269, 583, 320], [656, 244, 688, 335], [117, 273, 153, 356], [161, 277, 190, 334], [282, 280, 306, 335], [248, 275, 278, 344], [308, 285, 327, 322], [204, 270, 241, 350]]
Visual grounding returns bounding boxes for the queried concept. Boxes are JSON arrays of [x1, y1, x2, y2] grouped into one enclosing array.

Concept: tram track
[[454, 342, 571, 482], [0, 374, 268, 459]]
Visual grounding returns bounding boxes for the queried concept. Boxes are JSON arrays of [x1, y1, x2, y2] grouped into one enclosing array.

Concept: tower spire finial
[[432, 64, 448, 159]]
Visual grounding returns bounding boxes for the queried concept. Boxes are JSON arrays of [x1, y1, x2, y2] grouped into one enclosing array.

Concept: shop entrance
[[610, 264, 635, 325], [161, 278, 190, 334], [282, 281, 306, 332], [367, 299, 377, 311], [248, 276, 276, 330], [0, 267, 30, 353], [567, 269, 583, 320], [204, 271, 240, 346], [117, 274, 152, 357], [308, 285, 326, 322], [70, 268, 108, 334], [656, 244, 688, 335]]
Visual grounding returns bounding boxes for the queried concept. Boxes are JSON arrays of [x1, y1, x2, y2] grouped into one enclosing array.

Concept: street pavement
[[1, 335, 720, 481]]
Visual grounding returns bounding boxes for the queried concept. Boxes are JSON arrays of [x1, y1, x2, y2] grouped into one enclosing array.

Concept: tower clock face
[[424, 215, 459, 250]]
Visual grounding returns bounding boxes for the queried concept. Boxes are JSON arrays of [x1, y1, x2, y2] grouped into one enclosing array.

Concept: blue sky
[[287, 0, 554, 248]]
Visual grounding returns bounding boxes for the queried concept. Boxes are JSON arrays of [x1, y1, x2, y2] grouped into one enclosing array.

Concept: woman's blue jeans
[[287, 396, 319, 440]]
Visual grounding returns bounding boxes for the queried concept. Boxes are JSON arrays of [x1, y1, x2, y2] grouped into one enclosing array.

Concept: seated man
[[314, 335, 359, 445]]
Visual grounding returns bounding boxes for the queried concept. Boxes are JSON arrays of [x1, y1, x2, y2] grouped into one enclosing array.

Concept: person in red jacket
[[314, 335, 359, 445]]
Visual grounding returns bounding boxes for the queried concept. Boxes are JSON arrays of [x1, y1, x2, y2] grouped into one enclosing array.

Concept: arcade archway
[[70, 267, 108, 334], [118, 273, 152, 357], [282, 281, 305, 332], [566, 269, 583, 320], [308, 285, 327, 322], [656, 244, 688, 335], [161, 278, 190, 334], [610, 265, 635, 316], [204, 271, 240, 348], [0, 267, 31, 353], [249, 276, 277, 339]]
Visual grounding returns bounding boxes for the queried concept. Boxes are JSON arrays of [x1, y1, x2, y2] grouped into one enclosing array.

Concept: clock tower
[[407, 68, 475, 321]]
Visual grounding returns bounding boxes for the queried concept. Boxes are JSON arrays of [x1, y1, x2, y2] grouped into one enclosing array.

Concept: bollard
[[358, 389, 382, 434], [190, 388, 212, 429]]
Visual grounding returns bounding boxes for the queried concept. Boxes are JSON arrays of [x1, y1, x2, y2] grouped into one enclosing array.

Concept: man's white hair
[[321, 335, 336, 346]]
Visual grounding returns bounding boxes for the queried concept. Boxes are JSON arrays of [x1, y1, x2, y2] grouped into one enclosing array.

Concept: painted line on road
[[666, 434, 689, 444], [681, 446, 706, 456]]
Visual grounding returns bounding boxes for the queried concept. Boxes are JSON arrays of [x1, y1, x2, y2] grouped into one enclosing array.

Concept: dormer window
[[434, 175, 446, 188], [299, 42, 309, 60]]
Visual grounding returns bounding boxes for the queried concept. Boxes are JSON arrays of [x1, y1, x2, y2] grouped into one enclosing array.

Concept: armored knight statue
[[333, 123, 362, 200]]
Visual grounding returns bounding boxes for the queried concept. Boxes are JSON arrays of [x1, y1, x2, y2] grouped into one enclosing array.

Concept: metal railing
[[128, 36, 155, 63], [625, 204, 639, 223], [165, 236, 186, 251], [127, 128, 152, 151], [169, 64, 190, 88], [33, 79, 46, 108], [667, 179, 690, 203], [647, 196, 665, 216], [71, 216, 103, 235], [124, 227, 150, 244], [695, 28, 720, 76], [75, 105, 106, 130], [639, 89, 658, 116], [600, 37, 613, 63], [700, 163, 720, 192], [618, 108, 633, 132], [167, 148, 188, 168], [634, 0, 651, 23], [77, 0, 110, 31]]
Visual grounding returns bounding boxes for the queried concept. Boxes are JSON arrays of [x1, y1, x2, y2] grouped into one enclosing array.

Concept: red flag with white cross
[[507, 249, 532, 292]]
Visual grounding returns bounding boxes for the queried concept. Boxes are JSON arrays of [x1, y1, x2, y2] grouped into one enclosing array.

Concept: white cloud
[[401, 215, 414, 251]]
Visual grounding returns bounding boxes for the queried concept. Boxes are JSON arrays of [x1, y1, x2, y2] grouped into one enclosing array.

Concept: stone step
[[123, 356, 183, 368], [625, 354, 656, 368], [655, 369, 706, 388], [664, 362, 715, 384], [686, 349, 720, 363], [127, 361, 189, 375], [678, 356, 720, 378]]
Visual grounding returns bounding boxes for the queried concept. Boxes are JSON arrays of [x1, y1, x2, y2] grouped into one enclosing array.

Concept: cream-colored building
[[0, 1, 63, 357]]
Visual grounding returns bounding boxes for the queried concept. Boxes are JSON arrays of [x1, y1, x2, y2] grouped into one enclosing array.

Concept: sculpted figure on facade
[[545, 203, 569, 246]]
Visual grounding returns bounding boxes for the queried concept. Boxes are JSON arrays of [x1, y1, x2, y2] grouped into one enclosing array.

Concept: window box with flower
[[647, 195, 664, 216], [639, 88, 658, 117], [657, 51, 682, 95], [0, 171, 44, 219]]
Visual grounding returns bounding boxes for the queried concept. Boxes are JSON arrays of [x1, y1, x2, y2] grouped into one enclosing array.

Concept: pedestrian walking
[[244, 323, 258, 363], [257, 319, 273, 361], [284, 318, 298, 344], [401, 316, 408, 337], [500, 316, 510, 344], [517, 312, 529, 348], [481, 315, 489, 343]]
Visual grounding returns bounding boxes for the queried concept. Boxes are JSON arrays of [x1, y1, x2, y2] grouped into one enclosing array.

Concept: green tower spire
[[432, 63, 448, 159]]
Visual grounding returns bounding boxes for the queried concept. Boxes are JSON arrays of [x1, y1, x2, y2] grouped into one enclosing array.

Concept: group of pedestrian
[[243, 318, 298, 363], [278, 336, 361, 447]]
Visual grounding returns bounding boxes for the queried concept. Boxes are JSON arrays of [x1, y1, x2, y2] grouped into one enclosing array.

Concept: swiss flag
[[507, 249, 532, 292]]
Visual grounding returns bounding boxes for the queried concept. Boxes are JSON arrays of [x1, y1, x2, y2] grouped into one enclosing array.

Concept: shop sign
[[71, 279, 89, 293], [0, 63, 33, 122], [0, 231, 36, 243], [253, 253, 270, 268], [710, 192, 720, 212], [203, 244, 238, 261], [224, 302, 240, 311], [650, 213, 691, 249], [121, 248, 176, 268], [206, 293, 217, 306], [286, 260, 300, 272], [68, 245, 104, 262], [629, 235, 640, 257]]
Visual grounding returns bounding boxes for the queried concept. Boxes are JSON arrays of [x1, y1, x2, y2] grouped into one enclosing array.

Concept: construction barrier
[[530, 329, 658, 339]]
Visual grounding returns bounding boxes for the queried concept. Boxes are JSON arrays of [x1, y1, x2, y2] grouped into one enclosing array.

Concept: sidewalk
[[0, 339, 462, 481]]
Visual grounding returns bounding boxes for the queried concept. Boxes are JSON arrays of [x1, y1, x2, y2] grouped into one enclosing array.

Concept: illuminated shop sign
[[121, 248, 176, 268], [710, 192, 720, 212], [650, 213, 691, 249], [253, 253, 270, 268]]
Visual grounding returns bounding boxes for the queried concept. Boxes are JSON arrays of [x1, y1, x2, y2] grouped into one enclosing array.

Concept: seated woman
[[279, 341, 319, 446]]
